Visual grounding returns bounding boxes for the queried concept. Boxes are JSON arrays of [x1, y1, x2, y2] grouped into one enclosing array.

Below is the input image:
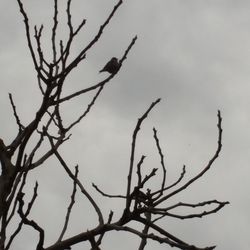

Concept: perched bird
[[99, 57, 120, 74]]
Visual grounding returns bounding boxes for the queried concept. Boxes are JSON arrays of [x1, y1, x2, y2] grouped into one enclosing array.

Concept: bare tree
[[0, 1, 229, 250]]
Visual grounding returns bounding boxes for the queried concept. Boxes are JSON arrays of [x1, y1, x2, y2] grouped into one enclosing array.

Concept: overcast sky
[[0, 1, 250, 250]]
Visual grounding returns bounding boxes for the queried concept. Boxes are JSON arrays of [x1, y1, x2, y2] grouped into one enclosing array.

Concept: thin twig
[[57, 166, 78, 242], [62, 0, 124, 77], [52, 0, 58, 65], [8, 93, 24, 133], [5, 173, 28, 250], [107, 223, 215, 250], [17, 185, 44, 250], [126, 98, 161, 210], [16, 0, 47, 83], [153, 128, 166, 196], [48, 137, 104, 225], [92, 183, 126, 199], [150, 200, 229, 220], [66, 86, 103, 131], [52, 36, 137, 106], [151, 165, 186, 199], [136, 155, 146, 187], [154, 111, 223, 207]]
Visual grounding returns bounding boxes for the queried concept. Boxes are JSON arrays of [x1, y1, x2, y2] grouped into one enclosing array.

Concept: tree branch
[[48, 137, 104, 225], [17, 185, 44, 250], [52, 35, 137, 106], [126, 98, 161, 210], [57, 166, 78, 242], [8, 93, 24, 133], [154, 110, 222, 207]]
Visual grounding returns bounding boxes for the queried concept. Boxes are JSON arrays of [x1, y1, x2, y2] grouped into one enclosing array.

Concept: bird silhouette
[[99, 57, 120, 74]]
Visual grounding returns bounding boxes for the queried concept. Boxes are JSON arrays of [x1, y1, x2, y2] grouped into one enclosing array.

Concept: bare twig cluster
[[0, 1, 228, 250], [93, 108, 228, 250]]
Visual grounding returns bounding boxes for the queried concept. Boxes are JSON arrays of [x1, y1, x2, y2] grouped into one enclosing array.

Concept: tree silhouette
[[0, 1, 229, 250]]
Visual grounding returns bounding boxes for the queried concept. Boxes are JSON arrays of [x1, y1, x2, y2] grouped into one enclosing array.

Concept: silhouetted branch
[[17, 185, 44, 250], [154, 110, 222, 207], [65, 0, 123, 71], [53, 35, 137, 106], [5, 173, 28, 250], [25, 134, 65, 170], [8, 93, 23, 133], [138, 212, 151, 250], [153, 200, 229, 220], [34, 25, 49, 72], [48, 137, 104, 225], [61, 0, 86, 65], [92, 183, 126, 199], [148, 199, 229, 223], [126, 98, 161, 209], [136, 155, 146, 187], [57, 166, 78, 242], [95, 210, 114, 247], [140, 168, 158, 187], [89, 236, 101, 250], [66, 0, 73, 35], [151, 165, 186, 198], [52, 0, 58, 64], [17, 0, 47, 83], [135, 216, 215, 250], [49, 0, 123, 82], [153, 128, 166, 196], [6, 172, 27, 227], [107, 223, 215, 250], [65, 86, 104, 132]]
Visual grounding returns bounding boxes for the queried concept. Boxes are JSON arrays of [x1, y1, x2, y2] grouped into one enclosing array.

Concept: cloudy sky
[[0, 0, 250, 250]]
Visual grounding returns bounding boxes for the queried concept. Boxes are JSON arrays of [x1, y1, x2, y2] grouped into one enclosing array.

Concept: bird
[[99, 57, 120, 74]]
